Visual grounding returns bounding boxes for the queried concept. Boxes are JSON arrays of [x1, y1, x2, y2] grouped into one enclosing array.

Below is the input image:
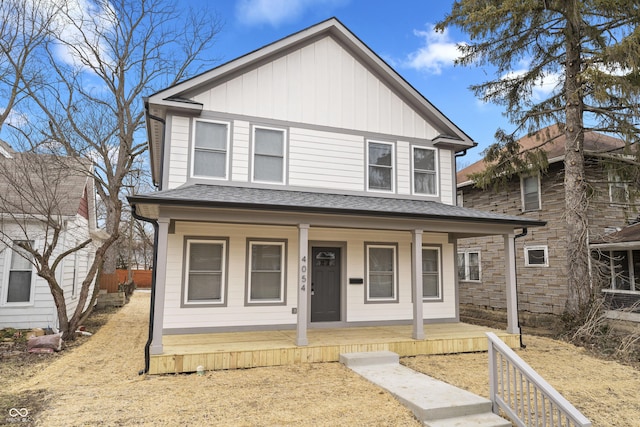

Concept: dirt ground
[[2, 292, 640, 426]]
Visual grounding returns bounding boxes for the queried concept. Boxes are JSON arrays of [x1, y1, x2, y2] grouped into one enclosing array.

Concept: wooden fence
[[99, 269, 152, 293]]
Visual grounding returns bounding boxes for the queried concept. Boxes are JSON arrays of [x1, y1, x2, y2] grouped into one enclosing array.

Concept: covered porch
[[149, 322, 519, 374]]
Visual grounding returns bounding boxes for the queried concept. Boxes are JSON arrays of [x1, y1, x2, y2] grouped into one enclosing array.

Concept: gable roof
[[0, 152, 93, 218], [145, 17, 476, 187], [457, 124, 626, 187]]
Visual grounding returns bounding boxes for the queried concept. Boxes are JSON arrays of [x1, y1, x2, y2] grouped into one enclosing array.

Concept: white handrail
[[487, 332, 592, 427]]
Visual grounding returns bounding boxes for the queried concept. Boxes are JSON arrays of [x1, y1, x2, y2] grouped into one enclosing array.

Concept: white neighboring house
[[130, 18, 544, 354], [0, 139, 99, 329]]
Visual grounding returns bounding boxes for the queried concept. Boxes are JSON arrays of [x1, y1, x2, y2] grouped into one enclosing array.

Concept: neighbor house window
[[610, 250, 634, 291], [366, 244, 397, 302], [183, 238, 227, 305], [422, 247, 441, 299], [524, 245, 548, 267], [456, 190, 464, 207], [5, 241, 34, 303], [609, 172, 629, 205], [253, 127, 286, 183], [413, 147, 438, 196], [457, 250, 481, 281], [247, 241, 286, 304], [192, 119, 229, 179], [521, 174, 541, 211], [367, 141, 394, 192]]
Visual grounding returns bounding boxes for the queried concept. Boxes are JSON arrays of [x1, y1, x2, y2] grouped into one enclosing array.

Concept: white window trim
[[608, 249, 637, 292], [366, 140, 395, 193], [422, 246, 442, 300], [411, 145, 439, 197], [365, 243, 398, 302], [251, 125, 287, 185], [190, 118, 230, 180], [247, 240, 286, 305], [520, 174, 541, 212], [456, 190, 464, 207], [183, 238, 227, 306], [2, 241, 36, 306], [524, 245, 549, 267], [458, 250, 481, 282], [608, 171, 629, 205]]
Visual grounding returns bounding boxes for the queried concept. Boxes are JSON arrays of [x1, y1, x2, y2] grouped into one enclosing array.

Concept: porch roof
[[129, 184, 545, 228]]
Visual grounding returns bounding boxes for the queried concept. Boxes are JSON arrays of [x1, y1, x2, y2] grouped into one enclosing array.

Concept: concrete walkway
[[340, 351, 511, 427]]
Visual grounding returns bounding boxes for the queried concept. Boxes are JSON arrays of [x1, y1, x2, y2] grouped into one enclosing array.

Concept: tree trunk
[[563, 1, 592, 319]]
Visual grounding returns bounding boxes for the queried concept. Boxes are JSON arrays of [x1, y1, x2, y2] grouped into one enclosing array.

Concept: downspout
[[131, 204, 158, 375], [514, 228, 528, 348]]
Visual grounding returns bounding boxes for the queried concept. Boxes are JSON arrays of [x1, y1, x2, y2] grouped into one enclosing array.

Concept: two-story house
[[0, 139, 99, 329], [130, 18, 544, 374], [457, 124, 637, 325]]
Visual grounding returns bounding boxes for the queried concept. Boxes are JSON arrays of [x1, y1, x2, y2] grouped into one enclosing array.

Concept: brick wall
[[458, 160, 637, 316]]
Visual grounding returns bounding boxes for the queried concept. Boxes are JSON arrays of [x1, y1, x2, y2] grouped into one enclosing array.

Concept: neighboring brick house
[[457, 124, 638, 320]]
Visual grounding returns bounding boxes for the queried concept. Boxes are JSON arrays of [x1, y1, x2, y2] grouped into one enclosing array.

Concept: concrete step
[[425, 412, 512, 427], [341, 351, 509, 426]]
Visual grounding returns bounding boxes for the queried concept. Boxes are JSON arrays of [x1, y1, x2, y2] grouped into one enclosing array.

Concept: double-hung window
[[192, 119, 229, 179], [457, 251, 481, 281], [521, 174, 541, 211], [367, 141, 394, 192], [422, 247, 441, 299], [247, 241, 286, 304], [366, 244, 397, 302], [183, 238, 227, 305], [609, 172, 629, 205], [5, 241, 34, 304], [413, 147, 438, 196], [253, 127, 286, 183]]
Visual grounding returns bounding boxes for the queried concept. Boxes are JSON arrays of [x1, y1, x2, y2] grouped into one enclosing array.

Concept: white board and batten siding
[[162, 222, 457, 331]]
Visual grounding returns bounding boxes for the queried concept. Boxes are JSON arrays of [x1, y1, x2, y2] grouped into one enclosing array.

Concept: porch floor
[[149, 323, 519, 374]]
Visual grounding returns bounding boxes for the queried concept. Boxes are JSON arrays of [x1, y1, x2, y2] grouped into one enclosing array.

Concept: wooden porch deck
[[149, 323, 519, 374]]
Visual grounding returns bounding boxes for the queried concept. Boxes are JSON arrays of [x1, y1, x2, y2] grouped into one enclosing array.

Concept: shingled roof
[[0, 151, 92, 218], [129, 184, 545, 227], [457, 124, 626, 186]]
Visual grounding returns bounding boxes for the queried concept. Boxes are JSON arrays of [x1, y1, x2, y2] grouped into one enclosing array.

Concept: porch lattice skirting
[[148, 324, 519, 374]]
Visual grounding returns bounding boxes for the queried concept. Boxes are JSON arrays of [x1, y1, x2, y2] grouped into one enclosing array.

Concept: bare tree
[[29, 0, 220, 275], [0, 146, 99, 340]]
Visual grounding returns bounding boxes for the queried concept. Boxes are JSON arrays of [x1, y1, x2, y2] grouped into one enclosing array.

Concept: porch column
[[412, 229, 424, 340], [296, 224, 310, 346], [150, 217, 170, 355], [504, 233, 521, 335]]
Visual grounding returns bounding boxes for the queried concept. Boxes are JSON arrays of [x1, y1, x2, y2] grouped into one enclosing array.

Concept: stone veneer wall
[[458, 160, 636, 316]]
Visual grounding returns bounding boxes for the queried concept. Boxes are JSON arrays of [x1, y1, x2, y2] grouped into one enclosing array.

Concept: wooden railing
[[487, 332, 592, 427]]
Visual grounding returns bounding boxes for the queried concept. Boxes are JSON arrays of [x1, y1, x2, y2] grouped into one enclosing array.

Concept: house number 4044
[[300, 256, 307, 291]]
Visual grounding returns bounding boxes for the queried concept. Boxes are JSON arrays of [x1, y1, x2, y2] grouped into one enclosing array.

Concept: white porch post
[[504, 233, 521, 334], [412, 229, 424, 340], [296, 224, 310, 346], [150, 217, 170, 355]]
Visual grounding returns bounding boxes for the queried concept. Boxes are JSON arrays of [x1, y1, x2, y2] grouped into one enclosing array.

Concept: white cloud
[[405, 24, 465, 75], [502, 68, 561, 100], [236, 0, 347, 27]]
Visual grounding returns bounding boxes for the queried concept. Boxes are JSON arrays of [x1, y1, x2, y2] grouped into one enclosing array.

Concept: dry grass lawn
[[3, 291, 640, 426]]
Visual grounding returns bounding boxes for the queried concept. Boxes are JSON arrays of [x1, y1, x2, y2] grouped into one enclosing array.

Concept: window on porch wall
[[248, 241, 285, 304], [366, 244, 397, 301], [422, 247, 441, 299], [184, 239, 226, 304], [6, 240, 34, 303]]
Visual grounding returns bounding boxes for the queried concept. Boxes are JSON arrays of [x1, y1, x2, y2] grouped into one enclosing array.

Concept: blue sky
[[184, 0, 515, 166]]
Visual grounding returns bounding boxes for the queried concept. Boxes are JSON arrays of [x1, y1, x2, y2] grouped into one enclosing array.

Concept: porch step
[[340, 351, 510, 427]]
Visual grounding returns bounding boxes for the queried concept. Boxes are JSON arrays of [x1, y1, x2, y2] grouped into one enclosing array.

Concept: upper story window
[[521, 174, 541, 211], [253, 127, 286, 184], [4, 241, 34, 304], [192, 119, 229, 179], [608, 172, 629, 205], [524, 245, 548, 267], [183, 238, 227, 306], [367, 141, 394, 192], [412, 146, 438, 196]]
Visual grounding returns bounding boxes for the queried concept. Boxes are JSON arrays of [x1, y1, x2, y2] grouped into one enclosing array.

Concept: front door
[[311, 247, 341, 322]]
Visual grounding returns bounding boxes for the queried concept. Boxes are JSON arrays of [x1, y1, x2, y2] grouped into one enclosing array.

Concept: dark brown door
[[311, 247, 341, 322]]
